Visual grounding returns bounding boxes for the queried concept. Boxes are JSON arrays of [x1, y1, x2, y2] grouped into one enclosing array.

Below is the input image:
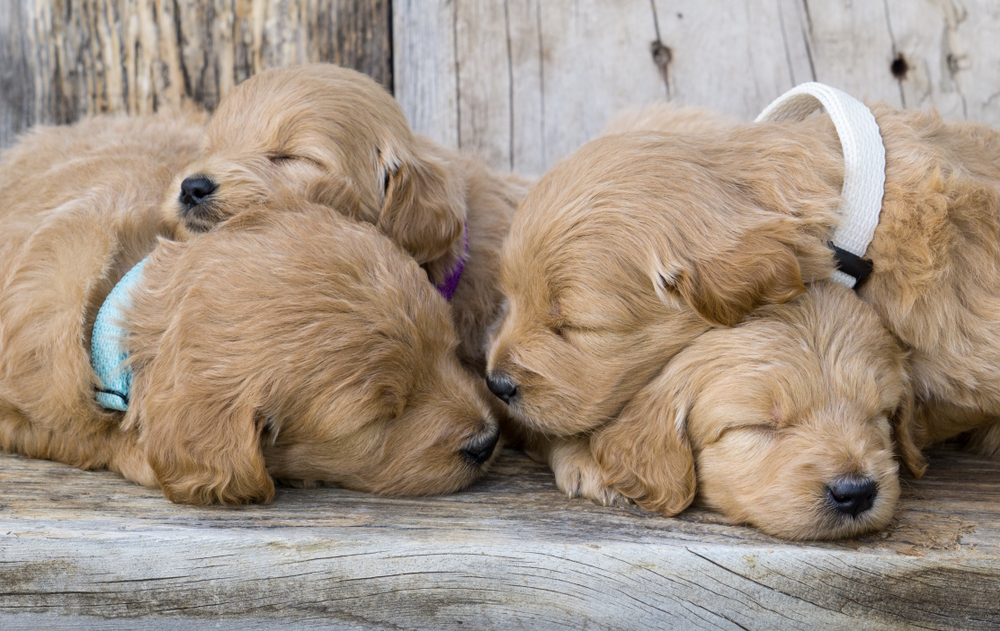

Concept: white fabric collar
[[756, 82, 886, 289]]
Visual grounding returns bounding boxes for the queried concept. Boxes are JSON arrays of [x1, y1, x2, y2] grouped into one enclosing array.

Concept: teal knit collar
[[92, 258, 148, 412]]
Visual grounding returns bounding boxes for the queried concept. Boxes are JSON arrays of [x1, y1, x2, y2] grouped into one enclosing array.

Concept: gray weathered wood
[[395, 0, 1000, 176], [0, 0, 391, 149], [1, 446, 998, 629]]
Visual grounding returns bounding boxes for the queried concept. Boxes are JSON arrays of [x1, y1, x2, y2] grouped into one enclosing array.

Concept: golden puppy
[[167, 64, 527, 373], [0, 115, 499, 505], [487, 101, 1000, 469], [592, 282, 916, 540]]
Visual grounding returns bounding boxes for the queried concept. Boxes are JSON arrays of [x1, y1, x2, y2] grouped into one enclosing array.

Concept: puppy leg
[[525, 433, 631, 507]]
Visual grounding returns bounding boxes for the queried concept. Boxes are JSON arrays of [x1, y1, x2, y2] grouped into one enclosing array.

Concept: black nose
[[179, 176, 217, 210], [486, 372, 519, 405], [463, 428, 500, 465], [827, 476, 877, 517]]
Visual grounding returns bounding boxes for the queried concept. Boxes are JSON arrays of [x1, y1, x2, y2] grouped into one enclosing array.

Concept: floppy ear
[[891, 387, 928, 479], [135, 377, 275, 506], [655, 230, 806, 327], [306, 173, 364, 221], [591, 368, 696, 516], [378, 136, 465, 264]]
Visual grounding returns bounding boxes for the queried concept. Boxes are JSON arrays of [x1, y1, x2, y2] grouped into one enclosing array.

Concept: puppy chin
[[697, 435, 902, 540], [178, 204, 220, 233], [499, 386, 599, 437], [810, 475, 900, 540], [743, 469, 900, 541]]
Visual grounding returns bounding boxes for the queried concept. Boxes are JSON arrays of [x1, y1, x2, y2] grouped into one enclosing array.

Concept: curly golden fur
[[592, 282, 910, 540], [0, 113, 499, 505], [167, 64, 528, 373], [487, 102, 1000, 535]]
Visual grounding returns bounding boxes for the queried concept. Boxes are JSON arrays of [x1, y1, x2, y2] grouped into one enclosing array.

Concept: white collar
[[756, 82, 886, 289]]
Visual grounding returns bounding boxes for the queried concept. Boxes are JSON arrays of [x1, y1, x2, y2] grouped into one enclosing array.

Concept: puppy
[[0, 115, 499, 504], [166, 64, 528, 373], [487, 100, 1000, 469], [592, 282, 917, 540]]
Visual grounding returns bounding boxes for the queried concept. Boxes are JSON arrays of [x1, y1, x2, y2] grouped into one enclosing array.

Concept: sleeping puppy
[[591, 281, 917, 540], [166, 63, 527, 373], [487, 99, 1000, 471], [0, 115, 499, 505]]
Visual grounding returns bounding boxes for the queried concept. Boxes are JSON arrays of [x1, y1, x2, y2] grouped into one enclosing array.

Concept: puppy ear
[[591, 369, 696, 516], [137, 382, 275, 505], [378, 136, 465, 264], [891, 387, 928, 479], [307, 173, 364, 220], [656, 230, 806, 327]]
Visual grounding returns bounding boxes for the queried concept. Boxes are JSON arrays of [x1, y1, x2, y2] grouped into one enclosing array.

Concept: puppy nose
[[179, 176, 217, 210], [486, 372, 519, 405], [463, 428, 500, 465], [827, 476, 877, 517]]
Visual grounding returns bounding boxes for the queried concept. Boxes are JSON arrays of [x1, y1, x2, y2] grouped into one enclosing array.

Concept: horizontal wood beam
[[1, 446, 997, 629]]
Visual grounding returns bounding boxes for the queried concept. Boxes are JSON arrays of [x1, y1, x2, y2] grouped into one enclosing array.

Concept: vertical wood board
[[0, 0, 391, 148]]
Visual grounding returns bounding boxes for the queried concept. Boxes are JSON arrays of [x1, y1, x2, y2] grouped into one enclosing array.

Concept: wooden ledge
[[1, 446, 997, 630]]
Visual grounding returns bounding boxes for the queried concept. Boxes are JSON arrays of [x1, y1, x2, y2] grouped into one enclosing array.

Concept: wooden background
[[2, 1, 1000, 175]]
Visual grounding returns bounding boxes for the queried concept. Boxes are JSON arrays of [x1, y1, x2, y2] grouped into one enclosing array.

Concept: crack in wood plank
[[503, 0, 514, 171], [800, 0, 817, 82], [535, 0, 545, 166], [882, 0, 907, 108], [648, 0, 670, 100], [451, 0, 461, 149]]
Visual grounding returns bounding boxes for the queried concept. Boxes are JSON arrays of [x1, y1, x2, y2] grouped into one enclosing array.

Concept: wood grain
[[395, 0, 1000, 176], [1, 446, 997, 629], [0, 0, 391, 149]]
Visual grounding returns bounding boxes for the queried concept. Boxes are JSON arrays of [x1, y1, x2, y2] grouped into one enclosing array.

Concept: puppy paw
[[549, 436, 633, 508]]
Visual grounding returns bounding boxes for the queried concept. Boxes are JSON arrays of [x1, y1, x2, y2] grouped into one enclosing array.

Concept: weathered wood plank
[[0, 1, 33, 152], [1, 446, 998, 629], [651, 0, 804, 120], [395, 0, 1000, 176], [391, 0, 459, 150], [0, 0, 391, 149]]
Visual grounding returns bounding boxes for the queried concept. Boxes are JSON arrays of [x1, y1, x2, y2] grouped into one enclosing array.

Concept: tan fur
[[591, 282, 908, 540], [168, 64, 528, 373], [489, 101, 1000, 468], [0, 113, 203, 485], [0, 114, 499, 504]]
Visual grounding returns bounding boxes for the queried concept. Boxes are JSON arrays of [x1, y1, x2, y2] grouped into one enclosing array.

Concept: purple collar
[[435, 223, 468, 301]]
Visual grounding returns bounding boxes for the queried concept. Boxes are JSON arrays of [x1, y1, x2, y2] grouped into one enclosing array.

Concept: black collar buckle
[[829, 242, 874, 290]]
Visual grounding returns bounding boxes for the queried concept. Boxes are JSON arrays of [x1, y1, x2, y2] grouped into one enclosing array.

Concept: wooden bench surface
[[1, 445, 997, 630]]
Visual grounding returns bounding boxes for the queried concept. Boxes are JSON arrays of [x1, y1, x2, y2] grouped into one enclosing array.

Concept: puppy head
[[127, 194, 497, 505], [166, 64, 465, 266], [487, 130, 841, 435], [594, 282, 908, 540]]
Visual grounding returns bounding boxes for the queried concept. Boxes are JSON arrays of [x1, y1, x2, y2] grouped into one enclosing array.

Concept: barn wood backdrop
[[2, 0, 999, 176]]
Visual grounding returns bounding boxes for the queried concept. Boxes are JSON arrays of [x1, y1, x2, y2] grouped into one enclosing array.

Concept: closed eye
[[553, 322, 605, 341], [715, 423, 781, 442], [268, 154, 324, 169]]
